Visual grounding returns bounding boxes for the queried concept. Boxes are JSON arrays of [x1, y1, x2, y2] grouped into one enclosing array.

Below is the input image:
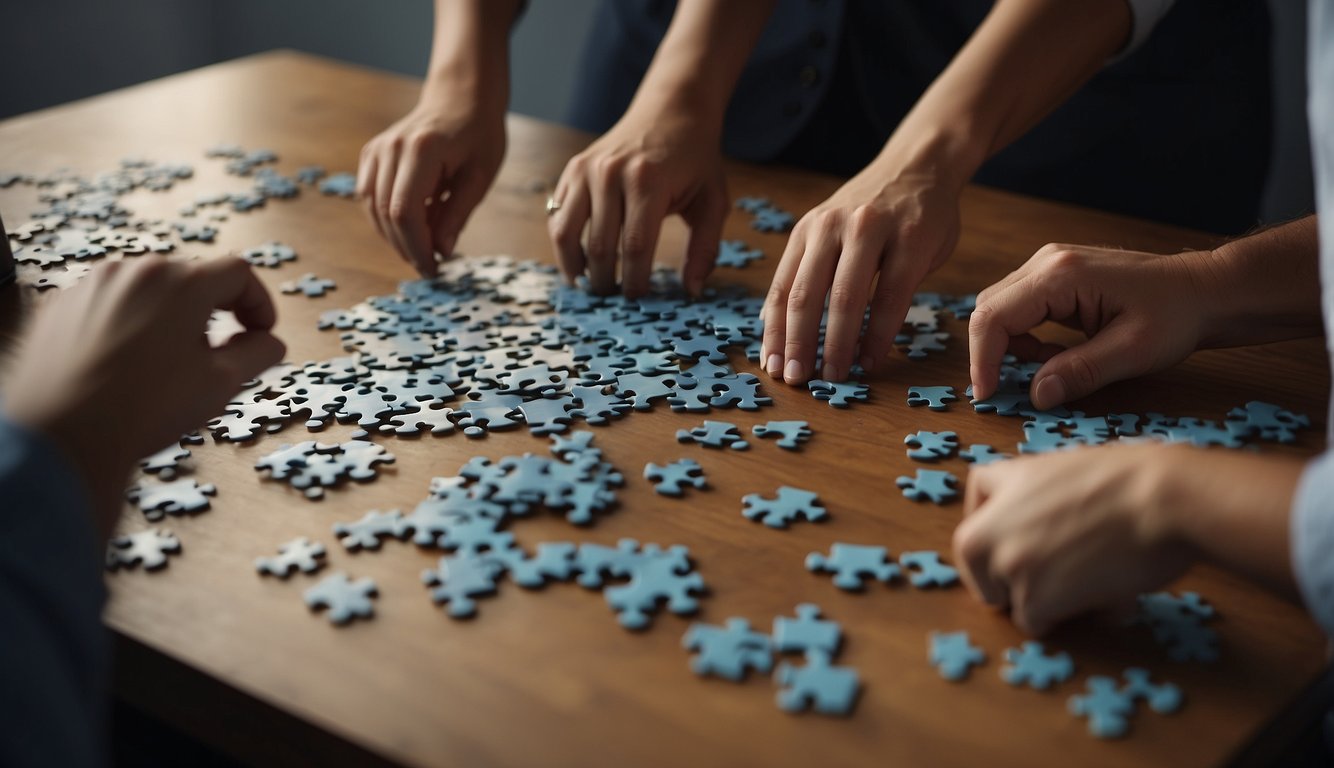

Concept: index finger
[[966, 274, 1054, 401], [194, 256, 278, 331]]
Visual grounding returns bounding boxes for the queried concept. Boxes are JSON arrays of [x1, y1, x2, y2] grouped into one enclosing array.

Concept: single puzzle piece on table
[[319, 172, 357, 197], [742, 486, 828, 529], [494, 542, 578, 588], [896, 332, 949, 360], [305, 572, 378, 625], [717, 239, 764, 268], [750, 206, 794, 234], [1225, 400, 1310, 444], [296, 165, 326, 185], [255, 537, 327, 578], [906, 385, 957, 411], [677, 420, 749, 450], [281, 273, 337, 298], [1135, 591, 1219, 662], [903, 303, 940, 333], [735, 196, 773, 213], [904, 430, 958, 462], [896, 469, 959, 504], [1001, 641, 1074, 689], [751, 420, 812, 450], [682, 618, 774, 681], [775, 650, 860, 716], [333, 509, 409, 551], [254, 440, 395, 499], [807, 379, 869, 408], [1068, 677, 1136, 739], [602, 543, 706, 630], [959, 444, 1009, 465], [516, 394, 578, 436], [806, 544, 900, 590], [421, 552, 506, 618], [644, 459, 707, 497], [772, 603, 841, 655], [929, 631, 986, 681], [126, 479, 216, 521], [139, 442, 191, 479], [106, 529, 181, 571], [550, 430, 598, 459], [32, 263, 92, 290], [173, 220, 217, 242], [240, 240, 296, 268], [570, 384, 632, 425], [1121, 667, 1183, 713], [379, 405, 456, 436], [207, 398, 290, 441], [453, 391, 525, 438], [898, 551, 959, 588]]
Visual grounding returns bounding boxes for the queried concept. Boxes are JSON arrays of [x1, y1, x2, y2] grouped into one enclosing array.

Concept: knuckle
[[1041, 248, 1086, 278], [387, 201, 414, 226], [620, 231, 650, 259], [827, 282, 862, 315], [622, 156, 655, 191], [847, 205, 881, 236], [785, 283, 818, 314], [405, 129, 436, 154]]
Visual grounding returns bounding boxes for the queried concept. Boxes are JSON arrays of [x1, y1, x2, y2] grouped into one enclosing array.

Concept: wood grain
[[0, 51, 1328, 768]]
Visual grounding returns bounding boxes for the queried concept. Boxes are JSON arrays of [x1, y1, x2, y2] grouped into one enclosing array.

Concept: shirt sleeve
[[1113, 0, 1177, 61], [0, 416, 109, 768], [1292, 449, 1334, 638]]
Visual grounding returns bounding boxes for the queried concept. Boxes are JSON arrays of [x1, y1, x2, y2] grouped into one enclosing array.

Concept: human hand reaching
[[2, 256, 285, 537]]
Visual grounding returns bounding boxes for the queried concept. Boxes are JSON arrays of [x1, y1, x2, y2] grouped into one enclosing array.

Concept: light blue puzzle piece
[[806, 544, 901, 590], [1069, 676, 1135, 738], [773, 603, 841, 655], [906, 385, 957, 410], [1001, 641, 1074, 689], [904, 430, 958, 461], [683, 618, 773, 681], [959, 444, 1009, 465], [743, 486, 828, 529], [899, 551, 959, 588], [775, 650, 860, 716], [896, 469, 959, 503], [717, 239, 765, 268], [808, 379, 869, 408], [929, 631, 986, 681]]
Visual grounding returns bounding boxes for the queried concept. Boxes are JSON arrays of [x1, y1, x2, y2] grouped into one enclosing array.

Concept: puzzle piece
[[806, 544, 900, 590], [906, 385, 957, 411], [898, 551, 959, 588], [683, 618, 773, 681], [1121, 667, 1183, 713], [772, 604, 841, 655], [255, 537, 327, 578], [305, 572, 377, 625], [332, 509, 409, 551], [139, 442, 190, 479], [281, 273, 337, 298], [495, 542, 579, 588], [106, 529, 181, 571], [1136, 591, 1219, 662], [1068, 677, 1135, 738], [904, 430, 958, 461], [644, 459, 707, 497], [421, 552, 505, 618], [742, 486, 827, 529], [751, 420, 812, 450], [1001, 641, 1074, 689], [318, 172, 357, 197], [1225, 400, 1310, 444], [959, 444, 1009, 465], [775, 650, 860, 716], [453, 391, 525, 438], [895, 469, 959, 503], [126, 479, 216, 521], [602, 543, 706, 630], [897, 332, 949, 360], [676, 420, 749, 450], [807, 379, 869, 408], [750, 206, 794, 233], [240, 240, 296, 268], [929, 631, 986, 681], [717, 239, 765, 268]]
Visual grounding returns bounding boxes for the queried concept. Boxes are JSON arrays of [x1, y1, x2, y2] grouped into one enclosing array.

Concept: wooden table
[[0, 52, 1329, 768]]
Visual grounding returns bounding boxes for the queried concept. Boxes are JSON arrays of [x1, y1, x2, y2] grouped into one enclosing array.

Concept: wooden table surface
[[1, 51, 1329, 768]]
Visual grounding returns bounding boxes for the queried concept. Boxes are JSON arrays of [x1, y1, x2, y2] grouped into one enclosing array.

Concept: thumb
[[211, 330, 287, 393], [1030, 320, 1149, 410], [679, 182, 727, 297], [430, 167, 490, 274]]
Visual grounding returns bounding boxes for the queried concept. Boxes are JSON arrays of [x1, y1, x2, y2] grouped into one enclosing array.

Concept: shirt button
[[799, 65, 821, 88]]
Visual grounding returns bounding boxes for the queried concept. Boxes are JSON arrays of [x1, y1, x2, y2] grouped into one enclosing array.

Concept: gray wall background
[[0, 0, 1313, 224]]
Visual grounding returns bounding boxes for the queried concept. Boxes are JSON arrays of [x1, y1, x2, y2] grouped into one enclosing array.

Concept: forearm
[[874, 0, 1132, 192], [422, 0, 521, 112], [1194, 216, 1324, 348], [625, 0, 776, 132], [1152, 445, 1305, 599]]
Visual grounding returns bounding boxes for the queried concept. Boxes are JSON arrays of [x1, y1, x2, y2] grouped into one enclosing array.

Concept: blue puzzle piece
[[742, 486, 828, 529], [773, 603, 841, 655], [603, 543, 706, 630], [304, 572, 377, 625], [751, 420, 812, 450], [896, 469, 959, 503], [1136, 591, 1219, 662], [904, 430, 958, 461], [677, 420, 749, 450], [775, 650, 860, 716], [959, 444, 1009, 465], [735, 196, 773, 213], [1018, 421, 1079, 454], [1225, 400, 1310, 444], [906, 385, 957, 410], [806, 544, 900, 590], [1121, 667, 1183, 713], [1001, 641, 1074, 689], [899, 551, 959, 588], [421, 552, 505, 618], [1069, 676, 1135, 738], [897, 332, 949, 360], [682, 618, 773, 681], [319, 172, 356, 198], [751, 206, 794, 233], [808, 379, 869, 408], [495, 542, 578, 588], [644, 458, 707, 497], [929, 631, 986, 681], [717, 239, 765, 268]]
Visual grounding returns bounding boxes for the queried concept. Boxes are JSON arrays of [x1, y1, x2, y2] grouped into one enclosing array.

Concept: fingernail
[[766, 354, 782, 378], [859, 354, 875, 373], [784, 359, 804, 383], [1033, 374, 1066, 410], [821, 363, 840, 382]]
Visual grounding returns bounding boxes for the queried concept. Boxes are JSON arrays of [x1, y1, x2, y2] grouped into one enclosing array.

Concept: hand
[[968, 244, 1217, 410], [547, 106, 729, 298], [357, 88, 506, 277], [1, 256, 285, 537], [953, 443, 1194, 635], [760, 168, 959, 384]]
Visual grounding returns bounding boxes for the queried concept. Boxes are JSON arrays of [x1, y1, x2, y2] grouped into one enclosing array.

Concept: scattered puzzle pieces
[[929, 631, 986, 681]]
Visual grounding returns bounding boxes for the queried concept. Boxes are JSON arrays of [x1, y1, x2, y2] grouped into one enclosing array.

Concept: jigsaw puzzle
[[255, 537, 327, 578], [305, 572, 378, 625], [904, 430, 958, 461], [750, 420, 812, 450], [929, 631, 986, 681], [806, 544, 900, 590], [682, 618, 774, 681], [775, 650, 860, 716], [644, 459, 707, 497], [895, 469, 959, 504], [1001, 641, 1074, 689], [106, 528, 181, 571], [742, 486, 828, 529], [126, 479, 216, 521]]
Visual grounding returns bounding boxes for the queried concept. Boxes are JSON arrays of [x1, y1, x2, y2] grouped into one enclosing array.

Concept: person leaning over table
[[0, 256, 285, 767], [953, 0, 1334, 667], [358, 0, 1270, 390]]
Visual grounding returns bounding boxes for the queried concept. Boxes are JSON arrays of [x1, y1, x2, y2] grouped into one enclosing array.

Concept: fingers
[[210, 330, 287, 390], [819, 235, 879, 382], [782, 231, 841, 385], [389, 135, 447, 276], [1029, 319, 1151, 410], [194, 256, 278, 331], [760, 227, 808, 379], [860, 243, 929, 376], [548, 175, 592, 286], [374, 138, 408, 264], [619, 166, 668, 299], [356, 143, 386, 241], [430, 166, 489, 275], [586, 160, 624, 295], [955, 465, 1010, 608], [967, 273, 1056, 402], [679, 181, 727, 298]]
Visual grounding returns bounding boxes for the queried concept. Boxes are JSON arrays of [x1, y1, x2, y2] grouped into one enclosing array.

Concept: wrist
[[624, 73, 728, 139], [872, 124, 986, 196]]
